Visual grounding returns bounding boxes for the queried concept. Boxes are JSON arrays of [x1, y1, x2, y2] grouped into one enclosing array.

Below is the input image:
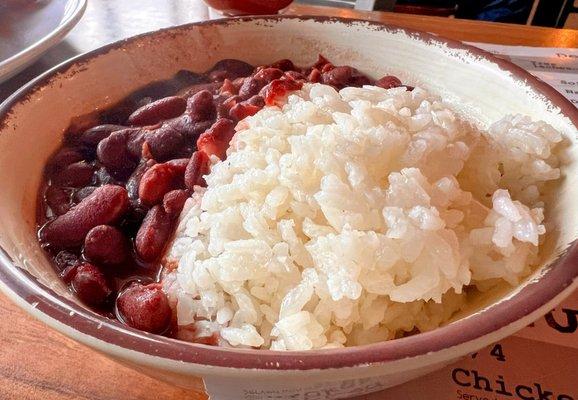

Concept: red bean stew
[[37, 56, 408, 336]]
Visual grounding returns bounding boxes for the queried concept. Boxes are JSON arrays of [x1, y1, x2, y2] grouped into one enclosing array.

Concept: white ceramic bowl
[[0, 17, 577, 400], [0, 0, 87, 83]]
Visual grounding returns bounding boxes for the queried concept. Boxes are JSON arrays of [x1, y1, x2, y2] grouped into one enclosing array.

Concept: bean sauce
[[36, 55, 408, 335]]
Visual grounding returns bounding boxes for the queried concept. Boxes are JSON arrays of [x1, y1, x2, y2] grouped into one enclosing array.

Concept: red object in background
[[203, 0, 294, 15]]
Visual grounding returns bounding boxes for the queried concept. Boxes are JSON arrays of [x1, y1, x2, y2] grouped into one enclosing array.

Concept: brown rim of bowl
[[0, 15, 577, 371]]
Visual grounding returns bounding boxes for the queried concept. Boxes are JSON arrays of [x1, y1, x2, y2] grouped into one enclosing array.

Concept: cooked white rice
[[163, 83, 562, 350]]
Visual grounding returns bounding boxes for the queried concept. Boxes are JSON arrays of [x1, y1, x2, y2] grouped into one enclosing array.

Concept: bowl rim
[[0, 0, 87, 82], [0, 15, 577, 371]]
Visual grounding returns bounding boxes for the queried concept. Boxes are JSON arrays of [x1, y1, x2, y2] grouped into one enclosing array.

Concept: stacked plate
[[0, 0, 86, 83]]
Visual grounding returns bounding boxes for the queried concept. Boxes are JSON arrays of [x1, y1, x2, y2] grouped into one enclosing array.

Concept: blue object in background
[[456, 0, 533, 23]]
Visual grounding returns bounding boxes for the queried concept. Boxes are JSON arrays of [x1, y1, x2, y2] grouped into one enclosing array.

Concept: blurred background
[[299, 0, 578, 28]]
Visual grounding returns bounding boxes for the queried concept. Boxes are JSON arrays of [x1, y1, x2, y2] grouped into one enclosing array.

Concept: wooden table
[[0, 1, 576, 399]]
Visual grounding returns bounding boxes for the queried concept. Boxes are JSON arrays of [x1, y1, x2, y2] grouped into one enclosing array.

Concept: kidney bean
[[263, 78, 303, 106], [232, 77, 245, 91], [284, 70, 305, 81], [47, 148, 84, 173], [71, 263, 112, 306], [127, 96, 186, 126], [60, 264, 79, 284], [254, 68, 284, 82], [51, 161, 95, 187], [349, 75, 371, 87], [208, 69, 230, 82], [196, 118, 236, 160], [78, 124, 126, 146], [307, 68, 321, 83], [184, 150, 210, 190], [271, 59, 295, 71], [126, 129, 149, 159], [219, 79, 237, 96], [116, 282, 172, 333], [138, 161, 186, 206], [73, 186, 98, 203], [186, 90, 216, 122], [162, 114, 213, 143], [321, 63, 334, 73], [97, 130, 138, 179], [145, 124, 184, 162], [84, 225, 128, 265], [246, 95, 265, 108], [209, 59, 254, 80], [216, 95, 241, 118], [238, 76, 266, 100], [45, 186, 72, 216], [166, 158, 189, 173], [54, 250, 79, 271], [163, 189, 189, 217], [135, 205, 173, 262], [180, 82, 221, 98], [321, 66, 353, 89], [376, 75, 402, 89], [229, 102, 261, 122], [238, 68, 284, 100], [40, 185, 129, 248]]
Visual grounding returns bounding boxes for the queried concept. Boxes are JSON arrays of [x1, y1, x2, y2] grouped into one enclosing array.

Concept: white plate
[[0, 0, 86, 83]]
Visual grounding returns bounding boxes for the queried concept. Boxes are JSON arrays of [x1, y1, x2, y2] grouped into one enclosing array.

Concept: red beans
[[239, 76, 265, 99], [97, 129, 138, 179], [209, 59, 254, 80], [84, 225, 128, 265], [44, 186, 72, 216], [116, 282, 172, 333], [166, 114, 213, 142], [47, 148, 84, 173], [270, 59, 295, 71], [135, 205, 174, 262], [376, 75, 402, 89], [181, 82, 221, 98], [145, 123, 185, 162], [163, 189, 189, 217], [254, 68, 284, 82], [349, 75, 371, 87], [186, 90, 216, 122], [263, 78, 304, 106], [229, 102, 260, 121], [185, 150, 210, 190], [51, 161, 95, 187], [196, 118, 236, 160], [38, 56, 408, 337], [321, 66, 353, 89], [71, 263, 112, 306], [308, 68, 321, 83], [73, 186, 98, 203], [127, 96, 187, 126], [126, 129, 148, 159], [78, 124, 126, 146], [219, 79, 237, 96], [138, 161, 186, 206], [40, 185, 129, 248]]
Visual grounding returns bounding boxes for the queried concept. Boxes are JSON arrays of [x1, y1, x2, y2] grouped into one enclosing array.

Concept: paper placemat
[[359, 44, 578, 400]]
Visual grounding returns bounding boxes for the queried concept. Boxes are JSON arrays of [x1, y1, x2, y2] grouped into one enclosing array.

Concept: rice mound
[[163, 83, 562, 350]]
